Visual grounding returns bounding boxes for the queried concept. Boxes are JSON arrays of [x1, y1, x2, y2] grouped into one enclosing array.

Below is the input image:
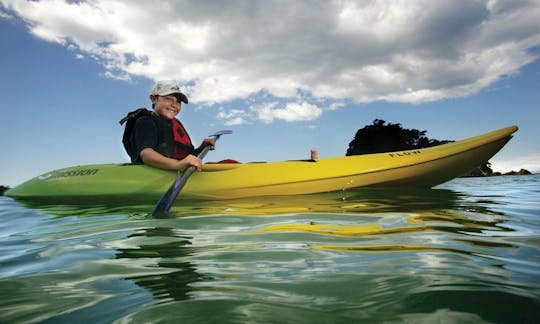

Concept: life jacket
[[119, 108, 195, 162]]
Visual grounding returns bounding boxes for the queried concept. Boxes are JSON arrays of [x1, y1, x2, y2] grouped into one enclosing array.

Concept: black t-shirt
[[130, 115, 173, 163]]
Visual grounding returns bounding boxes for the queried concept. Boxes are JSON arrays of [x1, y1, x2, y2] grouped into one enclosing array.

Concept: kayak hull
[[6, 126, 518, 201]]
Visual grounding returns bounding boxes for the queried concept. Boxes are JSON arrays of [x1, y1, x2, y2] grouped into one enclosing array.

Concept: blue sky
[[1, 1, 539, 187]]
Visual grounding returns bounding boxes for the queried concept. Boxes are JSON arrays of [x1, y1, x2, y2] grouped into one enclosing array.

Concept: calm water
[[1, 175, 539, 323]]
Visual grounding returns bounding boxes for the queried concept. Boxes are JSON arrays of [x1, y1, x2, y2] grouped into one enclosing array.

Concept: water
[[1, 175, 539, 323]]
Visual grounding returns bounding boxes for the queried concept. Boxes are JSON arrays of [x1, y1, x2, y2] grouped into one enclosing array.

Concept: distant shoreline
[[462, 168, 533, 178]]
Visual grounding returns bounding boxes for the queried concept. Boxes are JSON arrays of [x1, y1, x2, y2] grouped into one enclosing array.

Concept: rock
[[503, 169, 532, 176], [462, 167, 533, 177]]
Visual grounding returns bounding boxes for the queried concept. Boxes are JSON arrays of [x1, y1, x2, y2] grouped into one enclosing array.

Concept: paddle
[[151, 130, 232, 216]]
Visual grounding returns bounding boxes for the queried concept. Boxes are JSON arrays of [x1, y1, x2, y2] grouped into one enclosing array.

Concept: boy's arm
[[140, 148, 202, 172]]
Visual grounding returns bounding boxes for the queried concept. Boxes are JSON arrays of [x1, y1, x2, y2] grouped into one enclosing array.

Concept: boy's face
[[152, 95, 181, 120]]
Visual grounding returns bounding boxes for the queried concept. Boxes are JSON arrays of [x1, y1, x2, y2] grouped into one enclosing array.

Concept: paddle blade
[[210, 130, 233, 137]]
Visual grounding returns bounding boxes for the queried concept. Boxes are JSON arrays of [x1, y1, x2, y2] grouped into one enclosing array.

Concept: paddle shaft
[[162, 144, 213, 210], [151, 130, 231, 216]]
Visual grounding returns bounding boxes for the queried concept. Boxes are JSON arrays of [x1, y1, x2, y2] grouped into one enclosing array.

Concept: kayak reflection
[[8, 187, 466, 217]]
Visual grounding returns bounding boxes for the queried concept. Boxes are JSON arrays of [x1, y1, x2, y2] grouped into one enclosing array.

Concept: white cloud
[[2, 0, 540, 124], [217, 108, 248, 126], [216, 101, 323, 124], [0, 8, 12, 19], [249, 101, 322, 123], [490, 153, 540, 173]]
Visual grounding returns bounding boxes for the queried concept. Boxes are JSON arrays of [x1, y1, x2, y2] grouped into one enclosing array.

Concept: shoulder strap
[[119, 108, 152, 125], [120, 108, 154, 162]]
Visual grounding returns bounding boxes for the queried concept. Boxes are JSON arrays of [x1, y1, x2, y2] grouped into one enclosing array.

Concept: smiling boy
[[125, 80, 215, 172]]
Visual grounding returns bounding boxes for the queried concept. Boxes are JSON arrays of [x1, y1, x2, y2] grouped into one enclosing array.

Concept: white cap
[[150, 80, 188, 104]]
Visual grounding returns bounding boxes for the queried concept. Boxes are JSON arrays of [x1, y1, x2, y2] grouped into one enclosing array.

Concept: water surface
[[1, 175, 539, 323]]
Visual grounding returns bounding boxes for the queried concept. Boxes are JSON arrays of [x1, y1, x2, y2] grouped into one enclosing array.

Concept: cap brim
[[174, 93, 188, 104], [164, 92, 188, 104]]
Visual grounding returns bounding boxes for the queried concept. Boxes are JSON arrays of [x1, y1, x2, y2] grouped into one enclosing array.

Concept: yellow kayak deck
[[187, 125, 517, 199]]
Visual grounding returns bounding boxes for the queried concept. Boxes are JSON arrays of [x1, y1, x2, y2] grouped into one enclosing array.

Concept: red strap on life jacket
[[171, 118, 193, 159]]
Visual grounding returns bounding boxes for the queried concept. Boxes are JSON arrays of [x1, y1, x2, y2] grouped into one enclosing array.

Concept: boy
[[127, 80, 216, 171]]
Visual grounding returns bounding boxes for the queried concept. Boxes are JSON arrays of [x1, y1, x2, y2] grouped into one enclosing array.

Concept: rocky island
[[465, 166, 532, 177]]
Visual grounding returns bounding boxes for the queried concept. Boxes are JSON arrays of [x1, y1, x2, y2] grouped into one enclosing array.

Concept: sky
[[1, 0, 539, 187]]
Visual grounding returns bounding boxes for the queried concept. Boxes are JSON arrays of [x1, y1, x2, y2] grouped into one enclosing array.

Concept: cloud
[[491, 153, 540, 173], [0, 8, 11, 19], [251, 101, 323, 123], [2, 0, 540, 125], [217, 101, 323, 125], [217, 108, 248, 126]]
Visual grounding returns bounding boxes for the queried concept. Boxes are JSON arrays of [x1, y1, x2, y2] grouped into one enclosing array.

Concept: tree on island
[[346, 119, 491, 176], [346, 119, 451, 155]]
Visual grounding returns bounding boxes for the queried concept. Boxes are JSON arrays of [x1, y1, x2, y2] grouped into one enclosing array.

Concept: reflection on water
[[17, 187, 464, 217], [1, 176, 540, 322], [115, 227, 207, 302]]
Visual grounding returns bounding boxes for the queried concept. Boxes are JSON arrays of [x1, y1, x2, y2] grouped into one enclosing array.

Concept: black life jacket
[[119, 108, 195, 162]]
